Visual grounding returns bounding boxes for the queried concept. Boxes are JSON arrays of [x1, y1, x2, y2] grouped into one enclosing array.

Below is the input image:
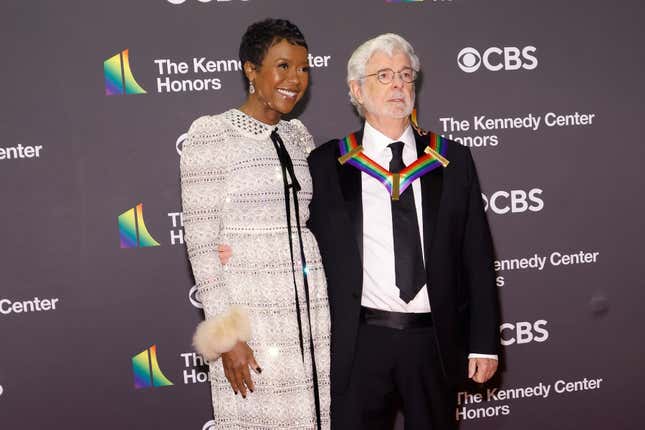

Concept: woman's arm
[[181, 116, 251, 360]]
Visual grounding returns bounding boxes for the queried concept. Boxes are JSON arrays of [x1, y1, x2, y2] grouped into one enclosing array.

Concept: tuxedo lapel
[[337, 129, 364, 264], [415, 131, 443, 272]]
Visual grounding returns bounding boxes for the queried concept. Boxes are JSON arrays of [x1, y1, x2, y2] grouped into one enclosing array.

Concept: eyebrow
[[273, 57, 309, 66]]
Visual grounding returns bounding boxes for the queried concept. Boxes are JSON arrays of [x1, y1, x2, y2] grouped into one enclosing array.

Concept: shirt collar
[[223, 108, 286, 140], [362, 120, 416, 159]]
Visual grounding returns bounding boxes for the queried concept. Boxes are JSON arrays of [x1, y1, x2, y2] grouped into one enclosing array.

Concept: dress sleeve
[[180, 116, 251, 361]]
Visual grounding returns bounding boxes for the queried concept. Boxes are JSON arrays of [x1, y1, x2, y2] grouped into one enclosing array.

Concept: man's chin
[[387, 107, 413, 119], [363, 101, 412, 121]]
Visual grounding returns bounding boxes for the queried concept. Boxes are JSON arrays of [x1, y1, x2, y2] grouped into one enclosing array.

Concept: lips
[[277, 88, 299, 99], [388, 91, 406, 103]]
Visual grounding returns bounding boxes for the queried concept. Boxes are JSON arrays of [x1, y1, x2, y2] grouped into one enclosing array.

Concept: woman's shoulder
[[186, 111, 232, 135], [281, 118, 315, 155], [184, 111, 243, 151], [181, 112, 239, 165]]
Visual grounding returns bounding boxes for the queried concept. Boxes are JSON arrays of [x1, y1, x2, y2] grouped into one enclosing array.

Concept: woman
[[180, 19, 330, 430]]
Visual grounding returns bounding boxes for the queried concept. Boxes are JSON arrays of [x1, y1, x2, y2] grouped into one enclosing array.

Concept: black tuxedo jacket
[[307, 127, 500, 395]]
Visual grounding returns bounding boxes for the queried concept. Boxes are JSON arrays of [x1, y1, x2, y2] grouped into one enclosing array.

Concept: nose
[[287, 67, 301, 84], [391, 72, 404, 88]]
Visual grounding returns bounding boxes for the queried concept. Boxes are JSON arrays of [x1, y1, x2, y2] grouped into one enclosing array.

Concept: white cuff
[[193, 305, 251, 361], [468, 353, 498, 360]]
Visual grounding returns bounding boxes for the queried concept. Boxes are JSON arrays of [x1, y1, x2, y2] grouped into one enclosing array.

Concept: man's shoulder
[[416, 129, 471, 167], [311, 138, 340, 154], [308, 136, 344, 166], [418, 129, 468, 154], [443, 136, 469, 156]]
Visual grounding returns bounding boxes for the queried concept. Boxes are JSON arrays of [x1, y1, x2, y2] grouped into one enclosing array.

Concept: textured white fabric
[[181, 109, 331, 429], [360, 121, 431, 312]]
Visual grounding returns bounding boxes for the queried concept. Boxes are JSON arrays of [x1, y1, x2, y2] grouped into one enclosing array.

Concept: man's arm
[[461, 148, 501, 382]]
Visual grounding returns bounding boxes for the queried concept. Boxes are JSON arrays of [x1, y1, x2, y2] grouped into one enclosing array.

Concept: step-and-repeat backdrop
[[1, 1, 643, 429]]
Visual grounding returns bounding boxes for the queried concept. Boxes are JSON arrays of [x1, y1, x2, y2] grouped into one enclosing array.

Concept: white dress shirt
[[360, 121, 430, 312], [360, 121, 497, 361]]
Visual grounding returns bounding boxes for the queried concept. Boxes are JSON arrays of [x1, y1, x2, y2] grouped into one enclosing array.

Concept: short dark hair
[[239, 18, 308, 70]]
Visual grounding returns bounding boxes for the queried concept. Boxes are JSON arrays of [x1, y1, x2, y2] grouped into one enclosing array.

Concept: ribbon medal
[[337, 130, 449, 200]]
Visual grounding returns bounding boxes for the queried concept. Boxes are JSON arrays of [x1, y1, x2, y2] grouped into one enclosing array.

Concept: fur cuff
[[193, 305, 251, 361]]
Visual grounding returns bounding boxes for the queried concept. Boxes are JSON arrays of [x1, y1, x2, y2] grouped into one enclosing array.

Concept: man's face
[[353, 50, 415, 121]]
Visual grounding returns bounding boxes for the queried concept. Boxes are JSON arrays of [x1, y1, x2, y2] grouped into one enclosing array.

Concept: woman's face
[[245, 39, 310, 120]]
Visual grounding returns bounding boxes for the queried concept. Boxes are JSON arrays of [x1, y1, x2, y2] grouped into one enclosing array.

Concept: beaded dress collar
[[222, 108, 288, 140]]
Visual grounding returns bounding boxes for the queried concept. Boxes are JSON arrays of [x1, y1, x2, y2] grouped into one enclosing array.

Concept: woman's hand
[[221, 341, 261, 397], [218, 244, 232, 265], [217, 246, 254, 395]]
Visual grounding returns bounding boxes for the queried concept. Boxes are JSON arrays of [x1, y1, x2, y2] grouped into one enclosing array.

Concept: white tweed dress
[[180, 109, 330, 429]]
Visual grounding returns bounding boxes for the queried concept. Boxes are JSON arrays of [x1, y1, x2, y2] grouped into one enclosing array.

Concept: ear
[[349, 80, 364, 104], [243, 61, 257, 83]]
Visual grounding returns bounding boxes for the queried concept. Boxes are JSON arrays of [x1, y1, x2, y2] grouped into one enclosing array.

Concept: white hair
[[346, 33, 421, 116]]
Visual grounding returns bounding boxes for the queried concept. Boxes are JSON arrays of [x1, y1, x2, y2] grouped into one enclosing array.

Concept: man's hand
[[468, 357, 498, 383], [218, 244, 232, 265], [220, 341, 261, 397]]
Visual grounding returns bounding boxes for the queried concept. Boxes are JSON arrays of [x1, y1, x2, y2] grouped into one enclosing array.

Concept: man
[[306, 33, 500, 429]]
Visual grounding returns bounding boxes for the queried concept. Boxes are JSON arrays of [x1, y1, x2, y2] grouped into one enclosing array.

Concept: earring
[[249, 82, 255, 94]]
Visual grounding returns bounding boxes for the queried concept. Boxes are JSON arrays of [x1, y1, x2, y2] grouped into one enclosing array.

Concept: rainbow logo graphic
[[104, 49, 147, 96], [118, 203, 161, 248], [132, 345, 174, 389]]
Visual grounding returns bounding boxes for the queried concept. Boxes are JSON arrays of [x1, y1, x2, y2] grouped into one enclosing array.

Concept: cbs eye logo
[[189, 285, 203, 309], [457, 48, 482, 73], [458, 46, 538, 73], [176, 133, 187, 156]]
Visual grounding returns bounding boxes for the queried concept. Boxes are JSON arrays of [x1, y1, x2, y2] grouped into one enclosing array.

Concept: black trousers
[[331, 322, 457, 430]]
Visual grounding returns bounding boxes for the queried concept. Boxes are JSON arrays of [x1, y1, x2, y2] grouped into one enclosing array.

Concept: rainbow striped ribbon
[[337, 131, 449, 200]]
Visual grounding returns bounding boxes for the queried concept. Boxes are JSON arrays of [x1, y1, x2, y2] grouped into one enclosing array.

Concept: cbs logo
[[176, 133, 187, 155], [458, 46, 538, 73], [482, 188, 544, 214], [189, 285, 203, 309], [500, 320, 549, 346]]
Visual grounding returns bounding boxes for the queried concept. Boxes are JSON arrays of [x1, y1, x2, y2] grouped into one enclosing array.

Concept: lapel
[[415, 129, 443, 272], [337, 129, 364, 264]]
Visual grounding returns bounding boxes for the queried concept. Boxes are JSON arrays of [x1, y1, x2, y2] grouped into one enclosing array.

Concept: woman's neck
[[239, 98, 281, 125]]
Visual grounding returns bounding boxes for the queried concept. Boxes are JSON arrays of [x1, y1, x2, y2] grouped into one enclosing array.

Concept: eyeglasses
[[361, 67, 417, 84]]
